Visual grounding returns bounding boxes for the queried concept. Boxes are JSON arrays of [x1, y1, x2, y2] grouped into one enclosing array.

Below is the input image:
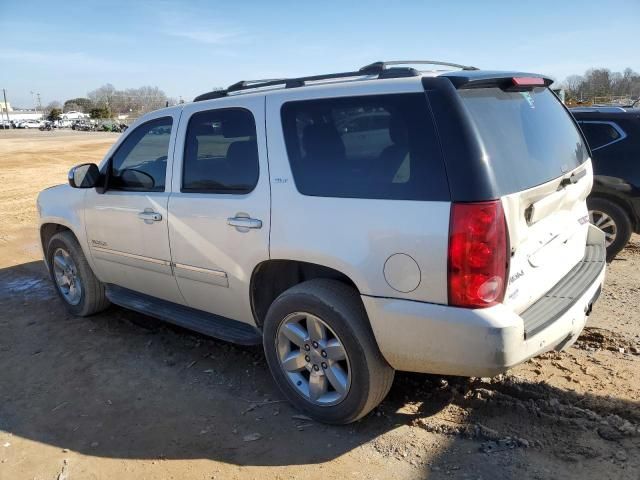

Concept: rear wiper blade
[[558, 169, 587, 189]]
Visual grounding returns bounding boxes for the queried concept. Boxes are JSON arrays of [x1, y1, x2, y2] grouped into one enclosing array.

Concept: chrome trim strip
[[577, 120, 628, 151], [173, 263, 227, 278], [92, 246, 171, 266]]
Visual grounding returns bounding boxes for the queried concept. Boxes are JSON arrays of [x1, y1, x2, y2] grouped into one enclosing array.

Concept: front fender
[[37, 185, 94, 271]]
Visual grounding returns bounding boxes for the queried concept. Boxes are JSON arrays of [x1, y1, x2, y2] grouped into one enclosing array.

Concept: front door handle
[[138, 211, 162, 222], [227, 216, 262, 229]]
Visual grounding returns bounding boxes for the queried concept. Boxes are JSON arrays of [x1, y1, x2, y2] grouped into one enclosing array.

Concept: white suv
[[37, 61, 606, 424]]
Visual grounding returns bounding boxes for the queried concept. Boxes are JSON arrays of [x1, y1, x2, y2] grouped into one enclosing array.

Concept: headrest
[[226, 140, 258, 162], [222, 110, 256, 138], [302, 123, 345, 160]]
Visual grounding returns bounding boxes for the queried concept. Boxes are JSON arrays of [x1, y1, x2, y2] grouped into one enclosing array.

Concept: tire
[[588, 197, 632, 262], [262, 278, 395, 424], [46, 231, 110, 316]]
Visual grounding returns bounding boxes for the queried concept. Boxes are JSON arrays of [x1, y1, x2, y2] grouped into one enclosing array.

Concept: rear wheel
[[588, 197, 632, 262], [47, 231, 110, 316], [263, 279, 394, 424]]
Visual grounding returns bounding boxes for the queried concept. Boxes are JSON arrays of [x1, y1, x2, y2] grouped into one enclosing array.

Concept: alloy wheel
[[52, 248, 82, 305], [589, 209, 617, 247], [276, 312, 351, 406]]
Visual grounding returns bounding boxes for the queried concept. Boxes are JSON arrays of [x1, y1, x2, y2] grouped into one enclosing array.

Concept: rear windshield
[[459, 87, 588, 192]]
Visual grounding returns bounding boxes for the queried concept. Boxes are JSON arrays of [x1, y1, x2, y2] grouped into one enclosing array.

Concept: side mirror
[[68, 163, 100, 188]]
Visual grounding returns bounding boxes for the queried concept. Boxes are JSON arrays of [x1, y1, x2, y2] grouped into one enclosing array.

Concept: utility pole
[[30, 91, 37, 115], [36, 93, 43, 118], [2, 89, 10, 124]]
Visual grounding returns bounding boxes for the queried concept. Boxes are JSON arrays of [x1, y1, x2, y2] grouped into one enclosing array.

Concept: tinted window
[[281, 93, 449, 200], [110, 117, 172, 191], [182, 109, 259, 193], [579, 121, 623, 150], [459, 87, 588, 192]]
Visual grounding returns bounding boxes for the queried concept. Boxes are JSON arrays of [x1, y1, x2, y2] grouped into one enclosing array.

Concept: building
[[4, 110, 43, 121], [0, 100, 13, 113]]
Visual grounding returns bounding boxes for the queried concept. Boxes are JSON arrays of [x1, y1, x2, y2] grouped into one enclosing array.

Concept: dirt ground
[[0, 129, 638, 480]]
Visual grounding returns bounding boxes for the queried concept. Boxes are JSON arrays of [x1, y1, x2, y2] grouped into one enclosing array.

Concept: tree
[[44, 101, 62, 114], [562, 74, 584, 99], [85, 84, 170, 115], [63, 97, 94, 113], [89, 106, 111, 119], [47, 108, 62, 121], [562, 67, 640, 103], [88, 84, 117, 111]]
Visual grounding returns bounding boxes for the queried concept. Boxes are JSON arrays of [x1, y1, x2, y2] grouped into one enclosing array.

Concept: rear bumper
[[363, 225, 606, 377]]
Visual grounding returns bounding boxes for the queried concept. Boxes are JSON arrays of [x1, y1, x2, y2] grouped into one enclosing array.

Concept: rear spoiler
[[439, 71, 554, 90]]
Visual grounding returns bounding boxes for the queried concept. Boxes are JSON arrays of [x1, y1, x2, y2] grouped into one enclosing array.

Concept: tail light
[[448, 200, 508, 308]]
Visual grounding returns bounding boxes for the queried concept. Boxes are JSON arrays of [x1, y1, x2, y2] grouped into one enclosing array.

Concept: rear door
[[167, 96, 270, 325], [457, 86, 592, 312]]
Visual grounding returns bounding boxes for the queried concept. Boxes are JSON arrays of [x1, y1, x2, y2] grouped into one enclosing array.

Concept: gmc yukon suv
[[37, 61, 606, 424]]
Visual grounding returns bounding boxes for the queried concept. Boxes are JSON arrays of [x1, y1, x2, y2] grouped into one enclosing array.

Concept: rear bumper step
[[521, 240, 606, 339]]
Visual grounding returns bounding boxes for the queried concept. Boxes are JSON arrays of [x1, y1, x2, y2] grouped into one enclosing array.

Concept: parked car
[[0, 120, 11, 129], [18, 119, 43, 129], [572, 107, 640, 261], [72, 120, 93, 131], [37, 61, 606, 424]]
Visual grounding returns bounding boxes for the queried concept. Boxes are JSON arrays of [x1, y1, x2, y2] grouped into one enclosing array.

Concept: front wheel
[[47, 231, 110, 316], [263, 279, 394, 424]]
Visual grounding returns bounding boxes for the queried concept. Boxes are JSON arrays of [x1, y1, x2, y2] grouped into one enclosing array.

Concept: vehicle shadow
[[1, 261, 638, 476], [0, 261, 443, 467]]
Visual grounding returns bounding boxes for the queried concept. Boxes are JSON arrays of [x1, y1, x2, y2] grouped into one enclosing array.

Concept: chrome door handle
[[227, 217, 262, 229], [138, 211, 162, 222]]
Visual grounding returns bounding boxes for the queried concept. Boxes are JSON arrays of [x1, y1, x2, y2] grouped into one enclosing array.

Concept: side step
[[105, 285, 262, 345]]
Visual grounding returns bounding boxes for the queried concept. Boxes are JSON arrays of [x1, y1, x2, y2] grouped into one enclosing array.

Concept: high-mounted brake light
[[512, 77, 545, 87], [448, 201, 508, 308]]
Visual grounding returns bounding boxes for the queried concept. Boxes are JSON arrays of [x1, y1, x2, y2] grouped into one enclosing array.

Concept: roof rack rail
[[360, 60, 479, 74], [226, 78, 289, 93], [193, 59, 478, 101]]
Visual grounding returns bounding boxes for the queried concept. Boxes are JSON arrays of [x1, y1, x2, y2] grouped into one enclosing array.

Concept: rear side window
[[281, 93, 449, 200], [578, 121, 624, 150], [458, 87, 588, 192], [182, 108, 259, 194]]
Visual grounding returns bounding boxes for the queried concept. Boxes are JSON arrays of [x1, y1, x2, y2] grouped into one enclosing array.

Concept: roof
[[192, 60, 554, 104]]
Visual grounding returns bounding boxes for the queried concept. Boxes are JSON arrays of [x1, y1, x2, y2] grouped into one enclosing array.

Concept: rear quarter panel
[[265, 80, 450, 304]]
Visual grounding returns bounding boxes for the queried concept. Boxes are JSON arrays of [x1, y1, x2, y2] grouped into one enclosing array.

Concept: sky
[[1, 0, 639, 109]]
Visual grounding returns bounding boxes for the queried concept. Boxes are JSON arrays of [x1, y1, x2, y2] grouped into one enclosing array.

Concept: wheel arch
[[40, 223, 80, 270], [250, 260, 361, 328]]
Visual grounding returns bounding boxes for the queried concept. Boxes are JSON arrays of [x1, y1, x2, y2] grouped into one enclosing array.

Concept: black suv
[[572, 107, 640, 261]]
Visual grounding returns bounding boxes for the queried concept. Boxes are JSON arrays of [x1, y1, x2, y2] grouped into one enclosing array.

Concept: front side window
[[110, 117, 173, 192], [578, 121, 624, 150], [281, 93, 448, 200], [182, 109, 259, 194]]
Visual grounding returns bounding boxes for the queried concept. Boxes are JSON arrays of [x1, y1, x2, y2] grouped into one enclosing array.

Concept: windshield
[[459, 87, 588, 193]]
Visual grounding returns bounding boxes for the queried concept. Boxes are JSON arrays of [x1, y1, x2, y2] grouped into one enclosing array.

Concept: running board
[[105, 285, 262, 345]]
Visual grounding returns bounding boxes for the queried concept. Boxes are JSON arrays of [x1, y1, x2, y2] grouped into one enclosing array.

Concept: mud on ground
[[0, 130, 638, 479]]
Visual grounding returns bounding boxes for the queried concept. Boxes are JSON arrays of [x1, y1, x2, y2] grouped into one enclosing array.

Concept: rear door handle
[[227, 217, 262, 229], [138, 211, 162, 222]]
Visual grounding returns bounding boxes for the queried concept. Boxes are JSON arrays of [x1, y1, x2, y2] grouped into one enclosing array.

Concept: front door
[[84, 110, 184, 304], [168, 97, 270, 324]]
